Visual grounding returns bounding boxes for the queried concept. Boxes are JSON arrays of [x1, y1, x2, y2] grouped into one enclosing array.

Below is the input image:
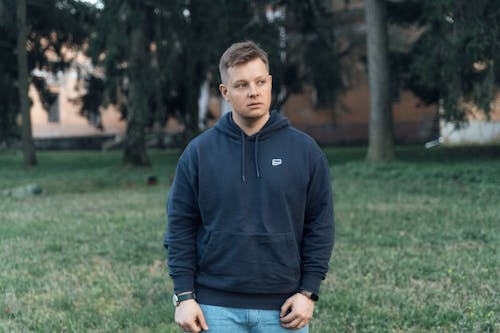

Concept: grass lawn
[[0, 146, 499, 332]]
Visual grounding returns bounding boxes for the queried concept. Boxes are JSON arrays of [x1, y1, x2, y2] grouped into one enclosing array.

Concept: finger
[[280, 310, 299, 324], [179, 325, 191, 333], [281, 317, 302, 329], [197, 311, 209, 331], [184, 321, 201, 333], [285, 314, 310, 329], [297, 319, 309, 329], [280, 299, 293, 318]]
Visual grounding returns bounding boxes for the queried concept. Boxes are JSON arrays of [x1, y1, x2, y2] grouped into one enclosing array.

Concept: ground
[[0, 146, 498, 332]]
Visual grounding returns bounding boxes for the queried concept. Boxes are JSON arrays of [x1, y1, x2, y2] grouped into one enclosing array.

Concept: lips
[[247, 102, 263, 107]]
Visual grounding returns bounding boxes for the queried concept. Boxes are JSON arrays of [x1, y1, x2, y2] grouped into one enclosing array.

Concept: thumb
[[197, 310, 209, 331], [280, 298, 293, 318]]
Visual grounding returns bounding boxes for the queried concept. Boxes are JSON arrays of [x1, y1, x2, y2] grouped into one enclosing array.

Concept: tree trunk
[[17, 0, 37, 167], [179, 1, 204, 148], [364, 0, 395, 161], [180, 45, 202, 149], [123, 12, 150, 166], [152, 19, 166, 149]]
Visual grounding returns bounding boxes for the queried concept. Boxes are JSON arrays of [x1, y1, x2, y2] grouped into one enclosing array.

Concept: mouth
[[247, 102, 263, 108]]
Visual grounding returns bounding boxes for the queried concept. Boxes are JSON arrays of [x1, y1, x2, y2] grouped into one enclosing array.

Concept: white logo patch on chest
[[272, 158, 282, 166]]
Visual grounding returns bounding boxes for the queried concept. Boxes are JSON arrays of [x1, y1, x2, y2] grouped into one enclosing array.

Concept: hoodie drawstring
[[215, 111, 289, 183], [254, 134, 261, 178], [240, 132, 261, 182], [241, 132, 246, 182]]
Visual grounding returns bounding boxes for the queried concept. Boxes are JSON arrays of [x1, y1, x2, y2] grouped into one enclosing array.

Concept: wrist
[[298, 290, 312, 297], [297, 289, 319, 302], [172, 291, 196, 306]]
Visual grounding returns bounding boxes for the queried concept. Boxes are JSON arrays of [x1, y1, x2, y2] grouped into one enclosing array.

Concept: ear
[[219, 83, 229, 101], [269, 75, 272, 86]]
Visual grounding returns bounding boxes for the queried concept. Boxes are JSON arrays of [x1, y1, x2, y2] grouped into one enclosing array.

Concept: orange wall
[[30, 69, 126, 139]]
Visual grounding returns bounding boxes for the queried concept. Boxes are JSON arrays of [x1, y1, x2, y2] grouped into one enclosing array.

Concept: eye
[[235, 82, 248, 88], [257, 79, 266, 86]]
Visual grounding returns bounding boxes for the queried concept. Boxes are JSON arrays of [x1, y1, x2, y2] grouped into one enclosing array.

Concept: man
[[164, 41, 334, 332]]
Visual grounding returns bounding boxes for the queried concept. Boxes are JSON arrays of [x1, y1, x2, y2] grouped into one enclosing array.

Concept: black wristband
[[172, 291, 196, 306], [297, 289, 319, 302]]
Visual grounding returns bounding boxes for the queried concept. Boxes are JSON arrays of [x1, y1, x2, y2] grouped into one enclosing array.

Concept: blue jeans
[[199, 304, 309, 333]]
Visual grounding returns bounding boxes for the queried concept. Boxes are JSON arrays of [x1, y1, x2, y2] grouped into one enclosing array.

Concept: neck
[[232, 112, 270, 136]]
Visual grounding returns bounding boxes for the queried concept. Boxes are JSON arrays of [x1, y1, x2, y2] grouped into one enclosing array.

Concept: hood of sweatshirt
[[214, 110, 289, 182]]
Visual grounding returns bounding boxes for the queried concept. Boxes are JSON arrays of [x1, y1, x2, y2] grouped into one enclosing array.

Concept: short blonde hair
[[219, 41, 269, 83]]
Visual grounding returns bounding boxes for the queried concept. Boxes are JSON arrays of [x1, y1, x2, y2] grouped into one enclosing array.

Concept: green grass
[[0, 146, 499, 332]]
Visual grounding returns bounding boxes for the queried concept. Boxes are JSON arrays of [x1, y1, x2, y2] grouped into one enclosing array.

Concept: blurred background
[[1, 2, 499, 332], [0, 0, 499, 166]]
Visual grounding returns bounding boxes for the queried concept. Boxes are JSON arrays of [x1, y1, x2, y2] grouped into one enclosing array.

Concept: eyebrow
[[233, 80, 248, 85], [233, 76, 267, 84]]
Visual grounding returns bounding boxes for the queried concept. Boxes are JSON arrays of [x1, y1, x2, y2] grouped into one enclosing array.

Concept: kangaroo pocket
[[197, 231, 301, 294]]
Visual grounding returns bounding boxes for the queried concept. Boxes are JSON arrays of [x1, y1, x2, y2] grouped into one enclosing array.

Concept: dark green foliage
[[86, 0, 132, 111], [287, 0, 342, 107], [392, 0, 500, 122], [79, 75, 105, 128], [386, 0, 424, 25], [0, 0, 20, 141], [86, 0, 343, 151], [31, 76, 57, 111], [26, 0, 96, 70], [87, 0, 157, 165], [0, 44, 19, 141]]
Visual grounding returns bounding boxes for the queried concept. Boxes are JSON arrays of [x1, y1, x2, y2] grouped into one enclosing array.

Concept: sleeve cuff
[[299, 272, 324, 295], [172, 275, 194, 294]]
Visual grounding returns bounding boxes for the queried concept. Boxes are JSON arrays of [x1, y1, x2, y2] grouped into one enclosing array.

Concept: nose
[[248, 83, 259, 97]]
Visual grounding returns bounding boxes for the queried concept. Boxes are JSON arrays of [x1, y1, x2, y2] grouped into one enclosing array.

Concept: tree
[[0, 0, 38, 164], [87, 0, 154, 166], [405, 0, 499, 123], [86, 0, 343, 163], [17, 0, 37, 166], [0, 0, 20, 143], [386, 0, 500, 123], [283, 0, 342, 108], [123, 4, 151, 165], [362, 0, 498, 161], [0, 0, 96, 154], [364, 0, 395, 161]]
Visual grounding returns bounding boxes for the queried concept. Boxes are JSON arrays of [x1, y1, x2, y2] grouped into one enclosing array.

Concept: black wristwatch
[[297, 289, 319, 302], [172, 291, 196, 307]]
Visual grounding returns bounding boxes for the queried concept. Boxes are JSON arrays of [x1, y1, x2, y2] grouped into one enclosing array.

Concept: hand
[[174, 299, 209, 332], [280, 292, 315, 330]]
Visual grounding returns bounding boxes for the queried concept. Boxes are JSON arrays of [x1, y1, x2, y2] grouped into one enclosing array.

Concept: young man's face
[[219, 58, 272, 124]]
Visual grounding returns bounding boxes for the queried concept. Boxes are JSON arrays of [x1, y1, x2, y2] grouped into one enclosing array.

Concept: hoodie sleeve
[[299, 153, 335, 294], [164, 148, 201, 293]]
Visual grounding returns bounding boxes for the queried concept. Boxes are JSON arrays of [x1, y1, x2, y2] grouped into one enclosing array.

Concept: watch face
[[172, 292, 196, 306]]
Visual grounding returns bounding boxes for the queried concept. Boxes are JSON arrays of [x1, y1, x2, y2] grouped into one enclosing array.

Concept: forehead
[[226, 58, 269, 83]]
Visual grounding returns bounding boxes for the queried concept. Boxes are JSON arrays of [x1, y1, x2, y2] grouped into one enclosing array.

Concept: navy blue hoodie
[[165, 111, 334, 310]]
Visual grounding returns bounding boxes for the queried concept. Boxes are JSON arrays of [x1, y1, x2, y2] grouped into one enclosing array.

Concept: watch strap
[[298, 289, 319, 302], [173, 291, 196, 306]]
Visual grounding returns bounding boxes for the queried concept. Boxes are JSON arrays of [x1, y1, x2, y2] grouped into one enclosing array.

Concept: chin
[[246, 110, 268, 119], [248, 106, 269, 114]]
